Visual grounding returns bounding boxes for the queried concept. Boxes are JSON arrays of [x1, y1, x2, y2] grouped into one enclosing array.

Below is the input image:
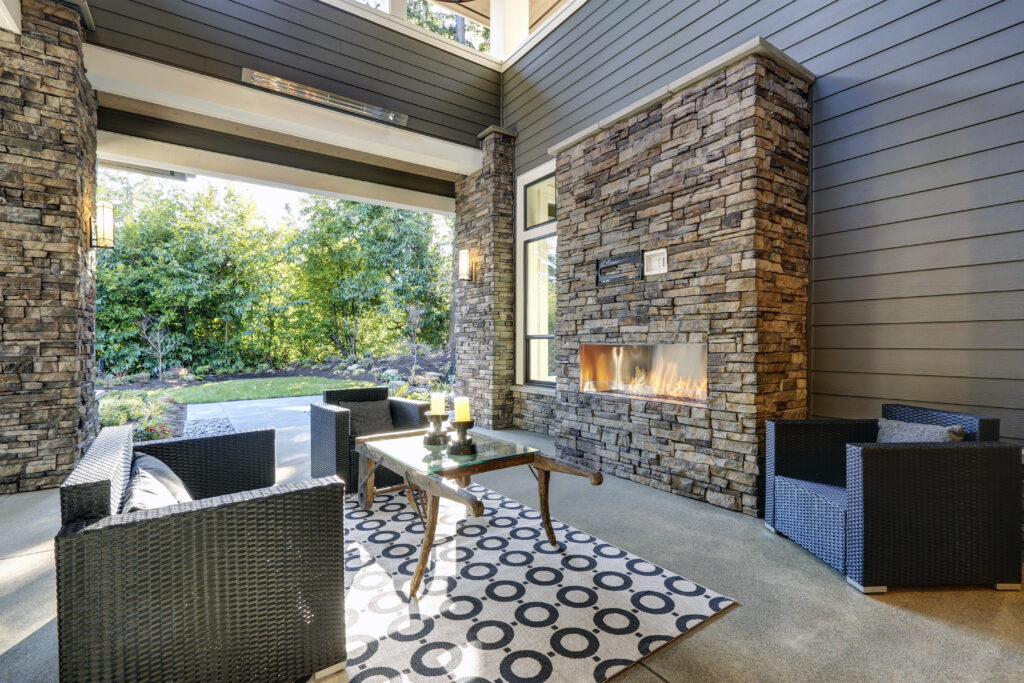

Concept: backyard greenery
[[150, 377, 371, 405], [97, 391, 175, 441], [96, 172, 452, 376], [99, 377, 374, 441]]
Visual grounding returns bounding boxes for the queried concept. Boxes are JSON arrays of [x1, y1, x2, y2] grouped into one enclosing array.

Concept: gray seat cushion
[[121, 454, 194, 512], [336, 399, 394, 438], [877, 417, 964, 443]]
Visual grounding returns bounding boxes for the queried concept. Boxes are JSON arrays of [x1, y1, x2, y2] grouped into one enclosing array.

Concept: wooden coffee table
[[356, 429, 602, 595]]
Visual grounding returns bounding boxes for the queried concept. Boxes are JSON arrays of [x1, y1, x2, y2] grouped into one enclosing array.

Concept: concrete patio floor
[[1, 397, 1021, 681]]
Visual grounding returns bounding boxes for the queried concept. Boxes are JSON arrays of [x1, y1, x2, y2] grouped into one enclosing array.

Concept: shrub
[[98, 392, 173, 442], [137, 423, 173, 441]]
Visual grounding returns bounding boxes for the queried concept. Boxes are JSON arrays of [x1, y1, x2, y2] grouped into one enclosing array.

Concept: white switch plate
[[644, 248, 668, 276]]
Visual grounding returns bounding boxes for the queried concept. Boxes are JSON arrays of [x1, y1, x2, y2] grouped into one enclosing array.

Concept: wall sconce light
[[458, 248, 474, 282], [92, 200, 115, 249]]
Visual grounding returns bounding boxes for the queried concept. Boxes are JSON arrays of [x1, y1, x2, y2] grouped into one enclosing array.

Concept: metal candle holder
[[447, 419, 477, 456], [423, 412, 448, 446]]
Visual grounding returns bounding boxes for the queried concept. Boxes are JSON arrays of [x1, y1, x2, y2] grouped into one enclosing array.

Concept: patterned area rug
[[343, 484, 735, 682]]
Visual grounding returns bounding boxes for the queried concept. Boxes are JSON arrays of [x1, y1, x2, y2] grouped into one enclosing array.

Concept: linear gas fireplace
[[580, 343, 708, 404]]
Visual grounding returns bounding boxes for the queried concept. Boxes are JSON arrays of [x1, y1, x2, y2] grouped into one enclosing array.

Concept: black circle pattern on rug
[[342, 482, 734, 682]]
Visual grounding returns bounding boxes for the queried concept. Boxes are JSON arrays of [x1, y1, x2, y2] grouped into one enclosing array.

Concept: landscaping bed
[[97, 350, 454, 441]]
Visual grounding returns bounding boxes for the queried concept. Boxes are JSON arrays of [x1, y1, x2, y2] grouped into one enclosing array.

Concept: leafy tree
[[291, 199, 451, 359], [96, 174, 286, 374], [95, 172, 452, 374]]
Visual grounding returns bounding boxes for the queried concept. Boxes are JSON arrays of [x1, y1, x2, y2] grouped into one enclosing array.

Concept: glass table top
[[361, 432, 539, 475]]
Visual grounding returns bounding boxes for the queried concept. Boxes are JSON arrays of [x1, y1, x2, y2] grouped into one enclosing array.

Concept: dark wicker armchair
[[55, 426, 346, 682], [310, 386, 429, 490], [766, 404, 1020, 593]]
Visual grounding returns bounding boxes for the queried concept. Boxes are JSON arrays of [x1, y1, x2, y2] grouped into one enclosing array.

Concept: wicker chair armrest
[[55, 477, 346, 681], [132, 428, 276, 500], [845, 441, 1021, 587], [310, 402, 351, 483], [767, 419, 878, 485], [389, 397, 430, 429], [60, 425, 134, 525]]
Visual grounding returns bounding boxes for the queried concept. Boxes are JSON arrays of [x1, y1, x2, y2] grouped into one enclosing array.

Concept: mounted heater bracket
[[596, 251, 643, 285], [241, 68, 409, 127]]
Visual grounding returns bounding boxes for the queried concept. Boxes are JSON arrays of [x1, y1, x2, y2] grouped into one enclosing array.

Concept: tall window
[[523, 175, 556, 385]]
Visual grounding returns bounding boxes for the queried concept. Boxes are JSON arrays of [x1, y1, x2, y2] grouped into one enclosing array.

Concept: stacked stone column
[[553, 55, 811, 517], [0, 0, 98, 492], [452, 127, 516, 429]]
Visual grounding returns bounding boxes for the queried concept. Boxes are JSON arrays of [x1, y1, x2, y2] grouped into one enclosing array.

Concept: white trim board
[[502, 0, 590, 71], [97, 131, 455, 215], [547, 36, 815, 157], [0, 0, 21, 34], [316, 0, 502, 70], [84, 45, 483, 177], [514, 158, 557, 386]]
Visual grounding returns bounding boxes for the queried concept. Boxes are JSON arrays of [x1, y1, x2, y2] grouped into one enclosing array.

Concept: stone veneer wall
[[453, 128, 517, 429], [0, 0, 98, 492], [554, 55, 810, 517], [512, 388, 557, 437]]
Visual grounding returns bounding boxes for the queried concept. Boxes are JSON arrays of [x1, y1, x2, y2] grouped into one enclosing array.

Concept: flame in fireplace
[[581, 344, 707, 403]]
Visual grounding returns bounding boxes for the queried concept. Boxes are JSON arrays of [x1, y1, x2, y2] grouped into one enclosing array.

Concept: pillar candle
[[454, 397, 471, 422], [430, 393, 445, 415]]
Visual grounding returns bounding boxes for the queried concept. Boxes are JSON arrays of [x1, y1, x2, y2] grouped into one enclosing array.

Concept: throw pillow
[[336, 399, 395, 437], [877, 417, 964, 443], [121, 454, 194, 513]]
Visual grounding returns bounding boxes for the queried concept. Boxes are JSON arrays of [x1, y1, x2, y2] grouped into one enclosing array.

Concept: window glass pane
[[527, 338, 556, 384], [525, 175, 556, 228], [525, 236, 556, 337]]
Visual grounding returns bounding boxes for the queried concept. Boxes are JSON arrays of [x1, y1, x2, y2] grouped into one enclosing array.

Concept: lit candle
[[430, 392, 445, 415], [454, 397, 471, 423]]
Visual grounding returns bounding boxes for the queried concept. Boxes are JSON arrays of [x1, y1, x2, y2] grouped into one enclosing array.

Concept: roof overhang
[[84, 45, 483, 177], [97, 131, 455, 215]]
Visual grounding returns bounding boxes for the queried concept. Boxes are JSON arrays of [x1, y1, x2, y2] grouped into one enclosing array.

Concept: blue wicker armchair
[[56, 426, 346, 682], [766, 404, 1020, 593]]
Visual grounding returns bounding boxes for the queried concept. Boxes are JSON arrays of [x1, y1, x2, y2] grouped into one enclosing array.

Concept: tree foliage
[[96, 172, 451, 375]]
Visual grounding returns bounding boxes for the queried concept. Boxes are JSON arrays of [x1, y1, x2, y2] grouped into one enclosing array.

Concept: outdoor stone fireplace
[[550, 46, 813, 517]]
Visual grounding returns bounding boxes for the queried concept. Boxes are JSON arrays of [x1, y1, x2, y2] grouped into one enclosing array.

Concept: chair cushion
[[121, 454, 194, 513], [877, 417, 964, 443], [337, 399, 394, 437]]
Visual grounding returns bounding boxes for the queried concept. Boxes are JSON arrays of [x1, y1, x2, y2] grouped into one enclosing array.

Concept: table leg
[[410, 494, 440, 596], [537, 468, 558, 546], [455, 475, 470, 488], [404, 480, 423, 520], [358, 454, 377, 510]]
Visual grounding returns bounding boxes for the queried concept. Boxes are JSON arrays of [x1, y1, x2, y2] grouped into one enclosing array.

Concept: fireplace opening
[[580, 343, 707, 404]]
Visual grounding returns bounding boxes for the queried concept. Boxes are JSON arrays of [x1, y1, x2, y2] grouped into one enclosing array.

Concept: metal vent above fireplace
[[580, 343, 707, 404]]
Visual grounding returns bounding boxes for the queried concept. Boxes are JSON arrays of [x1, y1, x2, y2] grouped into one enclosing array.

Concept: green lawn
[[150, 376, 372, 405]]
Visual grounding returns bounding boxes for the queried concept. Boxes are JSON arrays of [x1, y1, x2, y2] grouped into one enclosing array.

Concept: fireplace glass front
[[580, 343, 707, 404]]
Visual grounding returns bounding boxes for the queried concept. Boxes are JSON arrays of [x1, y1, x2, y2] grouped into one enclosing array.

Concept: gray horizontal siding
[[87, 0, 500, 147], [505, 0, 1024, 441]]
